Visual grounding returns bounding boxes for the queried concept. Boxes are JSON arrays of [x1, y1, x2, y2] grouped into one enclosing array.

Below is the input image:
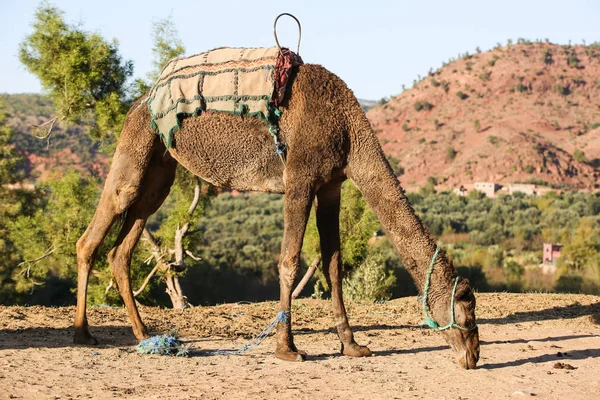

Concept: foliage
[[572, 149, 587, 163], [568, 53, 580, 68], [0, 100, 26, 302], [516, 83, 528, 93], [413, 101, 433, 112], [302, 181, 383, 293], [19, 3, 133, 139], [386, 155, 404, 176], [456, 91, 468, 100], [542, 49, 553, 65], [343, 252, 396, 301], [0, 100, 18, 186], [8, 171, 111, 304], [556, 84, 570, 96], [446, 147, 457, 161], [149, 15, 185, 81]]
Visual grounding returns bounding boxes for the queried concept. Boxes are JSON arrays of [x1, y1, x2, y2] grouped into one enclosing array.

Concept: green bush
[[573, 149, 587, 163], [456, 91, 468, 100], [413, 101, 434, 111], [446, 146, 458, 161], [516, 83, 528, 93], [487, 135, 500, 146], [524, 164, 535, 174], [556, 84, 570, 96], [343, 252, 396, 302], [568, 54, 580, 68], [488, 55, 500, 67], [542, 49, 553, 65]]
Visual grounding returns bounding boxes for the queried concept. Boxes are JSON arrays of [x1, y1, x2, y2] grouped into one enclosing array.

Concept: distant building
[[453, 185, 468, 197], [541, 243, 563, 274], [508, 183, 536, 196], [535, 187, 556, 196], [474, 182, 500, 198]]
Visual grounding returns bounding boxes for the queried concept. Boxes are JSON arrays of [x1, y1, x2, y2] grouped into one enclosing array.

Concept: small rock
[[553, 362, 576, 370]]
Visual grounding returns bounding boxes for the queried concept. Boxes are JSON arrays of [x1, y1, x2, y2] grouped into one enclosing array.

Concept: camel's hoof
[[73, 330, 98, 345], [275, 349, 307, 362], [341, 343, 372, 357], [135, 332, 151, 342]]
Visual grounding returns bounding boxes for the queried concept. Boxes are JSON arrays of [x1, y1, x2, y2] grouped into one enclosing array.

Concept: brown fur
[[74, 64, 479, 368]]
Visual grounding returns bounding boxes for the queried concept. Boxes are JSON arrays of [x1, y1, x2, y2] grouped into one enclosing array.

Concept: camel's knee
[[76, 235, 95, 270], [113, 185, 141, 213], [107, 247, 124, 269], [279, 255, 301, 287]]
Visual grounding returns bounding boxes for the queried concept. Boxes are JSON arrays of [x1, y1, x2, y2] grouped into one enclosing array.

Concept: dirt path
[[1, 293, 599, 399]]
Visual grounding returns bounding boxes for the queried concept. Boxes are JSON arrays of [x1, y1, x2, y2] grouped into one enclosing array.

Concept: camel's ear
[[455, 278, 474, 302]]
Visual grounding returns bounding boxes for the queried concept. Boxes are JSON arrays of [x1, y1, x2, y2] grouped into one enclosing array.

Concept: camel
[[74, 63, 480, 369]]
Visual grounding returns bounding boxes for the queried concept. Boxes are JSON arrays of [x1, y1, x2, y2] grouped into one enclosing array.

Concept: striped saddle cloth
[[147, 47, 302, 148]]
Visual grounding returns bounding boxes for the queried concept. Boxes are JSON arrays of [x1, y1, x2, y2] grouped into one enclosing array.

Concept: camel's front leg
[[275, 183, 314, 361], [316, 182, 372, 357]]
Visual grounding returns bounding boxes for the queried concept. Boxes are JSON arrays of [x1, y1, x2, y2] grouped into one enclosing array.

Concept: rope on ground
[[209, 311, 289, 356]]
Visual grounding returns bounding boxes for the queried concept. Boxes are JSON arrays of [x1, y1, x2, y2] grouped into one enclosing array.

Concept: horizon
[[1, 1, 599, 100]]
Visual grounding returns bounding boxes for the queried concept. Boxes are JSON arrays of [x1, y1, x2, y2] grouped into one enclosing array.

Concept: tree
[[560, 217, 600, 270], [8, 171, 111, 304], [16, 5, 215, 308], [0, 99, 21, 303], [19, 3, 133, 140], [0, 99, 18, 186]]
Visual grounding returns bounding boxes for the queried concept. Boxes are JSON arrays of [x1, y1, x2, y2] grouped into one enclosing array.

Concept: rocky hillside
[[1, 94, 109, 182], [367, 41, 600, 191]]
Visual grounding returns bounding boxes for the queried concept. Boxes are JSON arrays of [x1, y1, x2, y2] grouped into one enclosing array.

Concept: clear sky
[[1, 0, 599, 100]]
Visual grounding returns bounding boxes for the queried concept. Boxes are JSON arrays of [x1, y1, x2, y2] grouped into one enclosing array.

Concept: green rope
[[422, 247, 477, 331]]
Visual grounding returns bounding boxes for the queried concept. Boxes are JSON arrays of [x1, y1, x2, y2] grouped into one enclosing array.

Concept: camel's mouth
[[448, 328, 480, 370], [457, 347, 480, 370]]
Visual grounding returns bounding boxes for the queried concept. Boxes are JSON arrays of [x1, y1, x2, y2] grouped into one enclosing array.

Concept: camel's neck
[[346, 117, 455, 294]]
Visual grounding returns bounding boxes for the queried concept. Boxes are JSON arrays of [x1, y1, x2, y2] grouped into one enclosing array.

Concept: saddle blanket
[[147, 47, 302, 147]]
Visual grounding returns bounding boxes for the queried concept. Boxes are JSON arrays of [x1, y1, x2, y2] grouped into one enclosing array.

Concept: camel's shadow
[[479, 347, 600, 370], [478, 302, 600, 325], [0, 326, 137, 350]]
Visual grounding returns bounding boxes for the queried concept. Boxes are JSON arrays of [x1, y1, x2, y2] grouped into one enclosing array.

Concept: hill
[[367, 41, 600, 191], [1, 93, 109, 182]]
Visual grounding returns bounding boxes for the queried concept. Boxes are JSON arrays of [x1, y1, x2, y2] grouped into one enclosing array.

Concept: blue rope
[[210, 311, 289, 356], [137, 334, 189, 356], [422, 247, 477, 331]]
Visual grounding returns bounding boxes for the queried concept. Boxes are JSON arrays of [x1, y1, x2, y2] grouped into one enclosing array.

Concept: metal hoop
[[273, 13, 301, 55]]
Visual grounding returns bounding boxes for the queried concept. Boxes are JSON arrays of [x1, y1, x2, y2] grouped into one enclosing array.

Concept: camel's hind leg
[[315, 181, 372, 357], [74, 133, 168, 344], [275, 183, 314, 361]]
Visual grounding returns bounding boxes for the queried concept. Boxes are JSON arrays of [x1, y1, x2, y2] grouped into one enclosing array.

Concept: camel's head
[[432, 278, 480, 369]]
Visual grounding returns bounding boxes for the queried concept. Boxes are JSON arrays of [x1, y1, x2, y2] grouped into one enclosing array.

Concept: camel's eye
[[455, 278, 474, 302]]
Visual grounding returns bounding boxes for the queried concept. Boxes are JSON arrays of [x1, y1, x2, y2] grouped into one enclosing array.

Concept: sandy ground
[[0, 293, 599, 399]]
